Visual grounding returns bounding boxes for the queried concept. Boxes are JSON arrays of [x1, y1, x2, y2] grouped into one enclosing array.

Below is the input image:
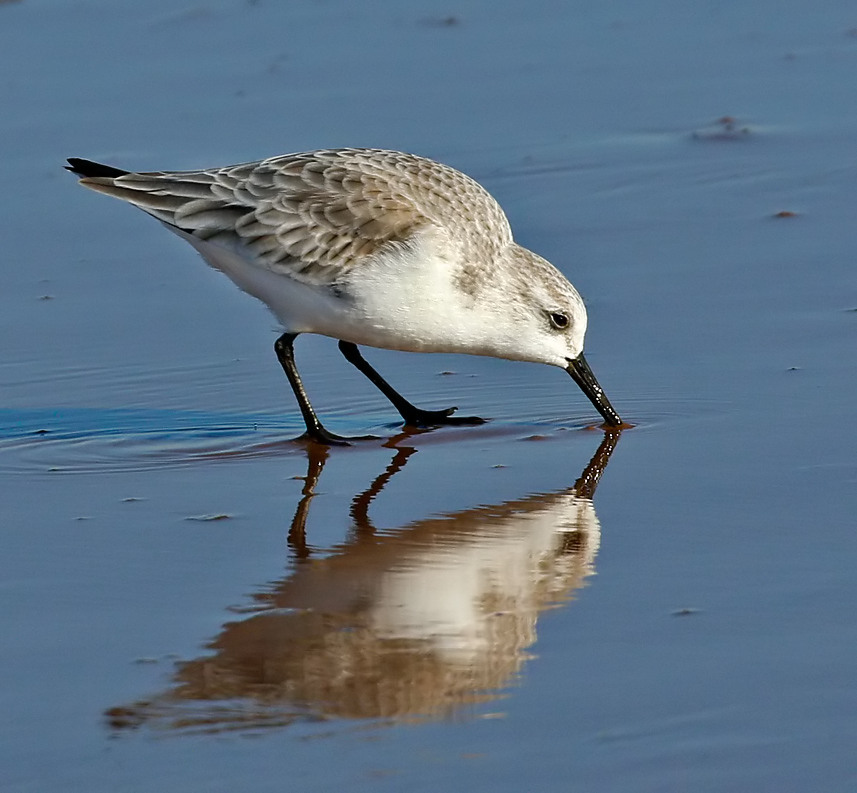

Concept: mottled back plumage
[[75, 149, 512, 287]]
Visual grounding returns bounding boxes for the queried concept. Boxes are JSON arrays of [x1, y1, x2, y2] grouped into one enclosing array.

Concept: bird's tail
[[65, 158, 130, 179], [65, 157, 256, 242]]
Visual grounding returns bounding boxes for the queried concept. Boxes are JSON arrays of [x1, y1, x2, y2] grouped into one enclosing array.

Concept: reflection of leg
[[274, 333, 375, 445], [287, 444, 330, 559], [349, 445, 418, 539], [287, 432, 418, 555], [337, 340, 486, 427]]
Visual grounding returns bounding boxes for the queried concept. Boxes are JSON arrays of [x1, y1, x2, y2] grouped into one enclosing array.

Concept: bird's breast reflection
[[107, 431, 622, 733]]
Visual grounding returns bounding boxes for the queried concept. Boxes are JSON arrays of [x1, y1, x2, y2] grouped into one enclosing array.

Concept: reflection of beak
[[566, 353, 623, 427]]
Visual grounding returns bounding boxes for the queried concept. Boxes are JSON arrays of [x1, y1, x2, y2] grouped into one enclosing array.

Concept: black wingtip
[[65, 158, 130, 178]]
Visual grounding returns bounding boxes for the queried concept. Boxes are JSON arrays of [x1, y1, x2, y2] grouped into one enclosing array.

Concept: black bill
[[566, 353, 623, 427]]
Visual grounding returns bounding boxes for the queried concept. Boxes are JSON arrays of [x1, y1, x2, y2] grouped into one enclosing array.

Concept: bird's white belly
[[181, 228, 496, 356], [180, 231, 346, 332]]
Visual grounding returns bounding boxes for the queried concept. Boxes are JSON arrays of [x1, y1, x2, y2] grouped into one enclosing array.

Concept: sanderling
[[67, 149, 622, 443]]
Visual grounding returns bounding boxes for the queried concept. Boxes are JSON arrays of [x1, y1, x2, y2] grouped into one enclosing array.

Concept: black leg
[[337, 340, 486, 427], [274, 333, 376, 445]]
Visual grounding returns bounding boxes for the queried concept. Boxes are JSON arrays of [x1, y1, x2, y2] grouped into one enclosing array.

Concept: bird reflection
[[107, 430, 622, 733]]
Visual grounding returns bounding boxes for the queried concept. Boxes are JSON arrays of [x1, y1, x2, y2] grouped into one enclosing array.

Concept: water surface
[[1, 1, 856, 791]]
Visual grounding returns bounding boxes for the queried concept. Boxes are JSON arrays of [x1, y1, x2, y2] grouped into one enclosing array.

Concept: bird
[[66, 148, 622, 444]]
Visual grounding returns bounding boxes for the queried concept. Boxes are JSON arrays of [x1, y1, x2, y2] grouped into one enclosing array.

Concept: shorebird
[[67, 149, 622, 443]]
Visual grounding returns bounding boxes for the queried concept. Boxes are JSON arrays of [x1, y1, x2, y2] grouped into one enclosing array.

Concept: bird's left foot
[[299, 427, 379, 446], [400, 406, 487, 428]]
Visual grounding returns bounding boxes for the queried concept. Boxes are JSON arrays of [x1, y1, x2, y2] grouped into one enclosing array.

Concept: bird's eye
[[549, 311, 569, 330]]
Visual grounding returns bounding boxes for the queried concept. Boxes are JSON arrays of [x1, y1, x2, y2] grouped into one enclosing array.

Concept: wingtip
[[65, 158, 130, 179]]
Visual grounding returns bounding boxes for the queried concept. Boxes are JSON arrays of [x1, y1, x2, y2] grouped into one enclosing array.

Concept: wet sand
[[2, 1, 856, 790]]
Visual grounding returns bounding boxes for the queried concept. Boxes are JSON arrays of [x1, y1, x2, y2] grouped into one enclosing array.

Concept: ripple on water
[[0, 395, 723, 475], [0, 408, 310, 475]]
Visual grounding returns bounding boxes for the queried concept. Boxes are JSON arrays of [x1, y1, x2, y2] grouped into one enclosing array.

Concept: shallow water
[[2, 1, 856, 791]]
